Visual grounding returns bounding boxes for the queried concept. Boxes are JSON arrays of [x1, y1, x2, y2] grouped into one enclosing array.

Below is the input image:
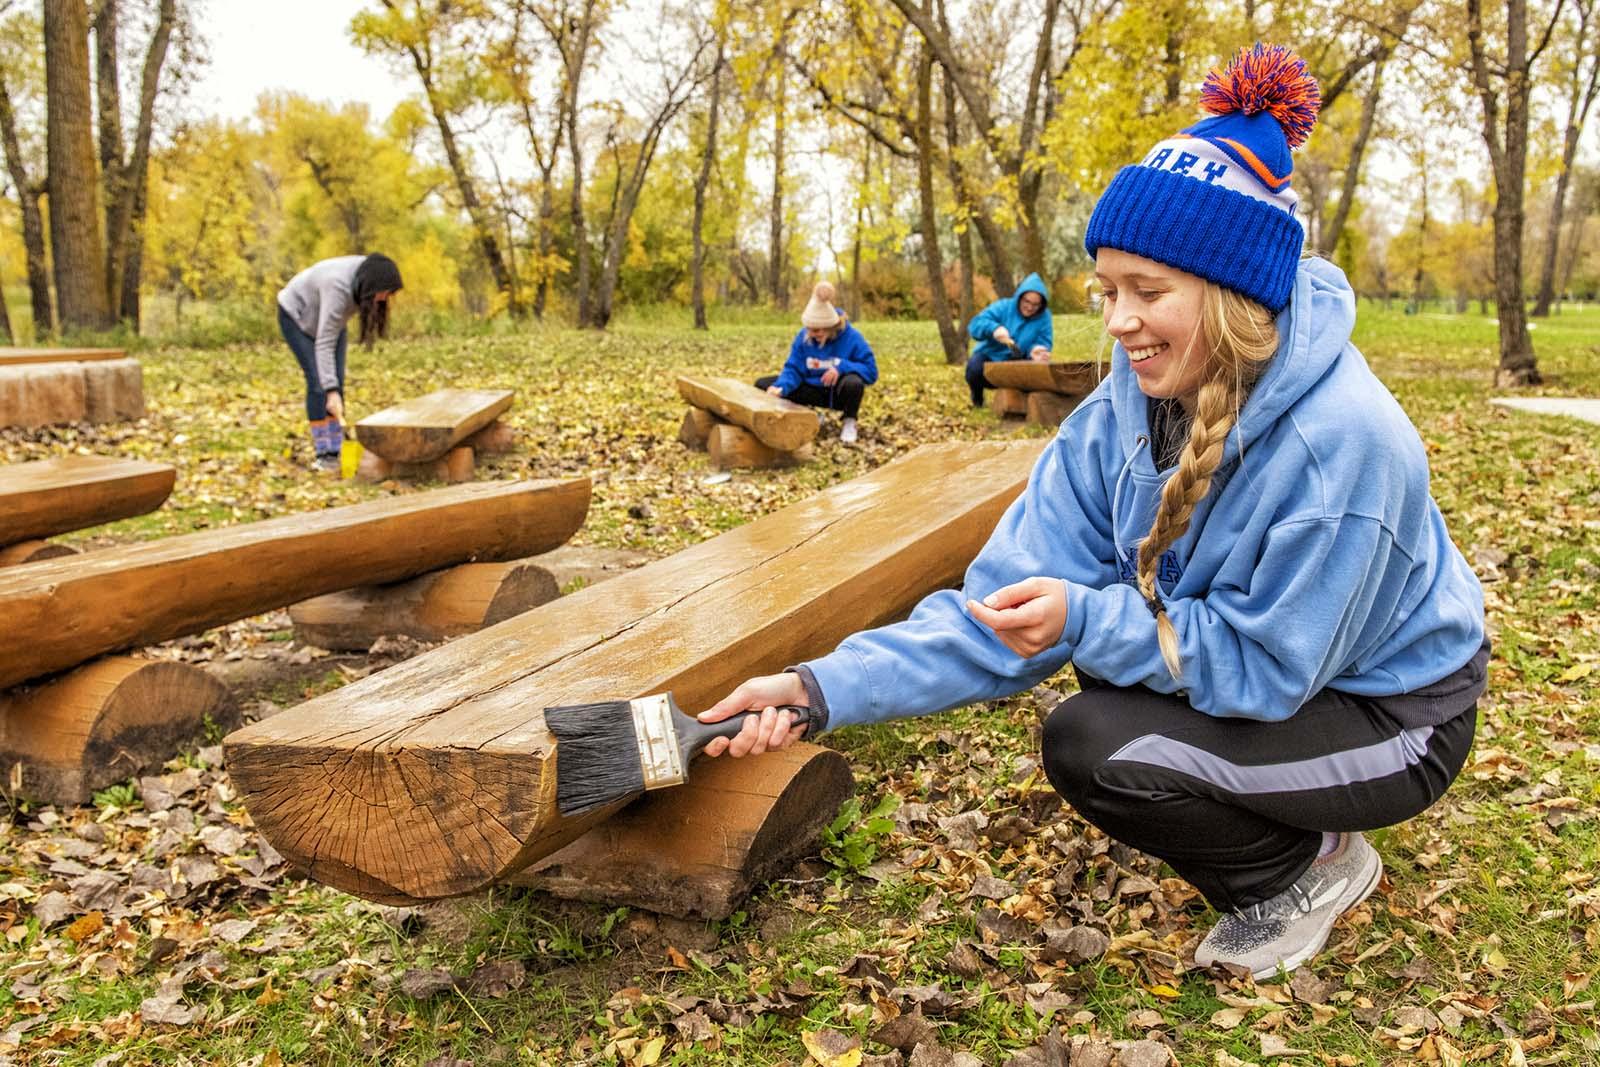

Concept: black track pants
[[755, 374, 866, 419], [1040, 678, 1476, 911]]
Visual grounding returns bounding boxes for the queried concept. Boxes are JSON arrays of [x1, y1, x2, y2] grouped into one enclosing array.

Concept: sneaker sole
[[1250, 843, 1383, 980]]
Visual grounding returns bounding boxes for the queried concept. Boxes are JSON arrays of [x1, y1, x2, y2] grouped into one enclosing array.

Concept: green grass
[[2, 303, 1597, 1065]]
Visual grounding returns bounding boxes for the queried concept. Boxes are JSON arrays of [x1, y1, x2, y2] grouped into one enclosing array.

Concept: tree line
[[1, 0, 1596, 383]]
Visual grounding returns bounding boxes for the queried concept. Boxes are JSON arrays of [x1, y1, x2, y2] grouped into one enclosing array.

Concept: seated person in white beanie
[[756, 282, 879, 444]]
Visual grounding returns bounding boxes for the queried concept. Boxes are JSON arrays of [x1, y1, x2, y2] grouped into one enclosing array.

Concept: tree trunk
[[421, 82, 517, 317], [691, 49, 724, 331], [768, 53, 787, 309], [0, 66, 52, 336], [104, 0, 174, 328], [561, 4, 597, 327], [1322, 56, 1387, 257], [93, 0, 124, 285], [915, 48, 962, 365], [0, 276, 12, 344], [941, 66, 973, 331], [1531, 7, 1599, 316], [43, 0, 112, 332], [850, 138, 867, 320]]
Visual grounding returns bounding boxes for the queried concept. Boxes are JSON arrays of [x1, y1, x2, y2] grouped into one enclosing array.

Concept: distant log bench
[[677, 375, 818, 469], [0, 354, 144, 428], [355, 388, 515, 483], [226, 440, 1045, 907], [0, 456, 175, 563], [984, 359, 1105, 426], [0, 479, 589, 806]]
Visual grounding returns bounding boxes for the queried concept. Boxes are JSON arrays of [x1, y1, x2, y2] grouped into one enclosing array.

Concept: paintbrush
[[545, 692, 824, 816]]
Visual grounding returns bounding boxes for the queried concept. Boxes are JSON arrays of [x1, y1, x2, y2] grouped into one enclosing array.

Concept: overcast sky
[[191, 1, 408, 121]]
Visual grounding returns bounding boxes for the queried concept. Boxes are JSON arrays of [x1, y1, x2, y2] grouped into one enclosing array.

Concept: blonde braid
[[1136, 282, 1279, 680]]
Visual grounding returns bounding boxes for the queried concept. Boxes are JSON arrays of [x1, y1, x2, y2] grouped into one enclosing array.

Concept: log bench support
[[290, 558, 562, 651], [512, 742, 853, 918], [0, 657, 234, 806]]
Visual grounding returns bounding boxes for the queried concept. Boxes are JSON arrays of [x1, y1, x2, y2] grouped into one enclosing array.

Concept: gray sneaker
[[1194, 832, 1382, 979]]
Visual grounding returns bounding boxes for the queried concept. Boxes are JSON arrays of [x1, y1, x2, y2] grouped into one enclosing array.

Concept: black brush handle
[[674, 704, 823, 760]]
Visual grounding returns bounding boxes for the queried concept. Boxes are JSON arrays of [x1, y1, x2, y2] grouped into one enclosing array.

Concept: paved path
[[1490, 397, 1600, 425]]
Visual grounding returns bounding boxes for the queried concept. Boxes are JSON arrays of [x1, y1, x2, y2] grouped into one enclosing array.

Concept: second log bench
[[0, 455, 176, 565], [677, 375, 818, 469], [984, 360, 1105, 426], [355, 388, 516, 483]]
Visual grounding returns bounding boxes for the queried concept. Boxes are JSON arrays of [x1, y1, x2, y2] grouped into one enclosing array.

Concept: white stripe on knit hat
[[1136, 136, 1300, 220]]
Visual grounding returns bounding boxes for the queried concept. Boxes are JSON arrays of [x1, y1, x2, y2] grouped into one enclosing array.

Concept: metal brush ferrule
[[630, 694, 685, 790]]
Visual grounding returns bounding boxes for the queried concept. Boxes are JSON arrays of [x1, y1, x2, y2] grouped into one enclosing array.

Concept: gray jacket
[[277, 255, 365, 391]]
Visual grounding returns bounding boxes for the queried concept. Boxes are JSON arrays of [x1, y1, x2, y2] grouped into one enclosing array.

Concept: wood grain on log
[[676, 375, 818, 452], [983, 360, 1107, 395], [0, 455, 174, 545], [1025, 391, 1082, 428], [0, 478, 589, 689], [678, 407, 720, 450], [355, 389, 514, 463], [82, 358, 145, 422], [0, 364, 87, 427], [707, 423, 809, 470], [225, 441, 1044, 903], [0, 657, 232, 805], [290, 559, 561, 651], [0, 347, 126, 366], [512, 743, 853, 918], [989, 387, 1027, 418], [0, 541, 79, 567]]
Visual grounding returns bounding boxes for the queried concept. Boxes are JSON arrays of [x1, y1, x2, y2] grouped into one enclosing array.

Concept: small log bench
[[356, 388, 516, 462], [0, 478, 589, 690], [0, 455, 175, 547], [289, 558, 561, 651], [984, 360, 1105, 427], [0, 358, 144, 427], [676, 375, 818, 468], [226, 440, 1045, 905]]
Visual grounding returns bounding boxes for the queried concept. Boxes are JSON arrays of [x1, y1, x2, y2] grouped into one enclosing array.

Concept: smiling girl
[[701, 45, 1487, 980]]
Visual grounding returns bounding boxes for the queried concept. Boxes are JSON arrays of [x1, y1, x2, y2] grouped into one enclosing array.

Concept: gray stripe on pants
[[1105, 725, 1436, 795]]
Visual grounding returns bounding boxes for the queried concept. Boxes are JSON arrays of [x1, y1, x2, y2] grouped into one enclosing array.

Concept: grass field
[[0, 301, 1596, 1066]]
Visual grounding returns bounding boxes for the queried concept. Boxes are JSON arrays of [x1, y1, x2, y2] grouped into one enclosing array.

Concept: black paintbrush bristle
[[545, 700, 647, 816]]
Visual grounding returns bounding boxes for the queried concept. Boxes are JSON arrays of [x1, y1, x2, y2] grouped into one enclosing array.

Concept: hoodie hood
[[1015, 272, 1050, 315], [1109, 257, 1355, 473]]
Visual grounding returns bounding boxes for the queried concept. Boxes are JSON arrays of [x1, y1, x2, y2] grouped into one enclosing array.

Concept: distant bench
[[984, 359, 1105, 426], [677, 375, 818, 469], [355, 388, 516, 483], [0, 351, 144, 428], [0, 455, 175, 566]]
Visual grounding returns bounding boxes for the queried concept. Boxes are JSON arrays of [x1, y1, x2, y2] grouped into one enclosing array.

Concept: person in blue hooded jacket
[[757, 282, 878, 444], [964, 273, 1053, 407], [698, 46, 1486, 982]]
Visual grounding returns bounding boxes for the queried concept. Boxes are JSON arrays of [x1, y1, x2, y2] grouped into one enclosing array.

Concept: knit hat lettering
[[1138, 136, 1300, 219]]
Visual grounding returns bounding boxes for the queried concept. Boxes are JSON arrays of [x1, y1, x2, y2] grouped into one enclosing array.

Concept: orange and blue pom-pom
[[1200, 43, 1321, 149]]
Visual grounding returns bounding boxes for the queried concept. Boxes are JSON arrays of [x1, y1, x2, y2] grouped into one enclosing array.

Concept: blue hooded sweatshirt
[[807, 259, 1485, 729], [969, 273, 1053, 362], [774, 317, 879, 394]]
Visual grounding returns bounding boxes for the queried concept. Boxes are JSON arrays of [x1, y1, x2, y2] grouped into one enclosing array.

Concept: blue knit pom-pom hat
[[1084, 43, 1321, 314]]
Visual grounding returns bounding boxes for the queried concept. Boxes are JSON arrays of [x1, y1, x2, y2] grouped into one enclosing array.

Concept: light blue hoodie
[[807, 259, 1485, 727], [969, 273, 1053, 362]]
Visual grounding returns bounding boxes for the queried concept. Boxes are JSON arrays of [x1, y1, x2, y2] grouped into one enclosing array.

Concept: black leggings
[[1040, 678, 1476, 911], [755, 374, 866, 419]]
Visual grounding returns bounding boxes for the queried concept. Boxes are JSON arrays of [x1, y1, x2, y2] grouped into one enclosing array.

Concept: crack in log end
[[224, 741, 542, 900]]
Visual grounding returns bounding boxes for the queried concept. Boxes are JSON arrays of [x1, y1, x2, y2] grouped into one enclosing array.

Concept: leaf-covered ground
[[0, 306, 1597, 1067]]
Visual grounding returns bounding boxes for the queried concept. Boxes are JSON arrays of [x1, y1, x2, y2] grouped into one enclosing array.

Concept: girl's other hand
[[766, 385, 783, 396], [325, 391, 344, 421], [821, 367, 840, 386], [699, 673, 810, 757], [968, 577, 1067, 658]]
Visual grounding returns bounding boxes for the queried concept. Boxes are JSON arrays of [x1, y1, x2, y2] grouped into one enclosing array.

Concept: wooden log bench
[[289, 558, 561, 651], [0, 358, 144, 427], [984, 360, 1105, 426], [0, 478, 589, 690], [354, 388, 515, 483], [0, 455, 176, 547], [225, 440, 1045, 905], [676, 375, 818, 469], [0, 656, 233, 806]]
